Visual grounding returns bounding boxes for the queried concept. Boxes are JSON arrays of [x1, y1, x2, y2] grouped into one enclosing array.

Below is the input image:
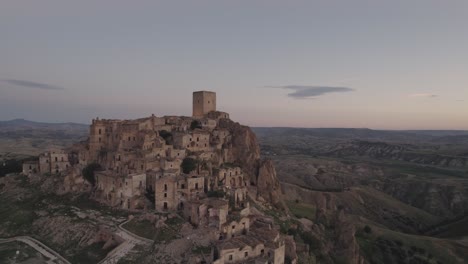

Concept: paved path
[[0, 236, 71, 264], [98, 220, 152, 264]]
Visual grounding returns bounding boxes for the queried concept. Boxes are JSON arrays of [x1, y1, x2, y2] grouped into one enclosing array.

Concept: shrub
[[82, 163, 102, 186], [364, 225, 372, 234], [181, 158, 197, 174], [190, 120, 202, 130], [159, 130, 173, 145], [207, 190, 225, 198], [0, 159, 22, 176]]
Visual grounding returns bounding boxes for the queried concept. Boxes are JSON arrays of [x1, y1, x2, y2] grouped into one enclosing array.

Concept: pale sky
[[1, 0, 467, 129]]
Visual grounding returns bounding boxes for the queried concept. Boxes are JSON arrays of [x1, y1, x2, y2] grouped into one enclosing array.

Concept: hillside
[[2, 122, 468, 263], [255, 127, 468, 263], [0, 119, 88, 158]]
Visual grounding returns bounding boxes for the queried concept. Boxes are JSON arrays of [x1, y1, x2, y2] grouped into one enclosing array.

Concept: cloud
[[270, 85, 355, 99], [408, 93, 438, 98], [1, 79, 65, 90]]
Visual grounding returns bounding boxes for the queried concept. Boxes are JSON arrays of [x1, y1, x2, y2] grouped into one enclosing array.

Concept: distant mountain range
[[0, 119, 88, 129], [253, 127, 468, 143], [0, 119, 89, 156]]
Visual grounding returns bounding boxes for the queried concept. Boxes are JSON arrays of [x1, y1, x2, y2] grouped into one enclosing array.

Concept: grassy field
[[429, 216, 468, 239], [0, 241, 48, 264], [123, 216, 185, 243], [286, 200, 316, 220], [357, 224, 468, 264]]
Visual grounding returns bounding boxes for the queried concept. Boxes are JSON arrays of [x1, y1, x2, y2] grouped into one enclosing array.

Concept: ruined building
[[23, 91, 287, 264]]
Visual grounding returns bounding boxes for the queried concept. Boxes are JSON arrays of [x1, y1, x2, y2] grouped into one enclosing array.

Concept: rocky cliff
[[219, 119, 284, 209]]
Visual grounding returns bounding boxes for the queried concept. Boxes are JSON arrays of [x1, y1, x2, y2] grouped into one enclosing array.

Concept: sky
[[1, 0, 467, 129]]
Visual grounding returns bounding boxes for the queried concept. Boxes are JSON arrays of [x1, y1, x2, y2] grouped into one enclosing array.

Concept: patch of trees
[[82, 163, 102, 186], [207, 190, 225, 198], [190, 120, 202, 130], [181, 157, 197, 174], [159, 130, 173, 145], [0, 159, 23, 177]]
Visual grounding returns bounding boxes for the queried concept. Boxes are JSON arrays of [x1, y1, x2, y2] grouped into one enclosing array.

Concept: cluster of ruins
[[23, 91, 286, 264]]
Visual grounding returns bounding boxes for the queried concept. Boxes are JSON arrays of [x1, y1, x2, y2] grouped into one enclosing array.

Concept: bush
[[181, 158, 197, 174], [207, 190, 225, 198], [159, 130, 173, 145], [0, 159, 23, 176], [82, 163, 102, 186], [190, 120, 202, 130], [301, 231, 321, 251], [364, 225, 372, 234]]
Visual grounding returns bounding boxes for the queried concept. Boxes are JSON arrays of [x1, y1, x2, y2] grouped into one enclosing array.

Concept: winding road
[[97, 220, 153, 264]]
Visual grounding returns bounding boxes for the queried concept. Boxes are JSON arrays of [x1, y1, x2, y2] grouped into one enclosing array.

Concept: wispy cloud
[[270, 85, 355, 99], [408, 93, 438, 98], [1, 79, 65, 90]]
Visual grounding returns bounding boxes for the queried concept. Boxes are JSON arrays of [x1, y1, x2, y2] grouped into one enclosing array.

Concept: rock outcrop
[[220, 119, 284, 209], [257, 159, 284, 209], [219, 119, 260, 180]]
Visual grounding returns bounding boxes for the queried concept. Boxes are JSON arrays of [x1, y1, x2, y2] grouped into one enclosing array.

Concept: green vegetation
[[364, 225, 372, 234], [0, 159, 23, 176], [123, 216, 185, 243], [192, 245, 212, 254], [426, 215, 468, 239], [0, 175, 126, 264], [69, 241, 113, 264], [158, 130, 173, 145], [286, 200, 316, 220], [207, 190, 225, 198], [82, 163, 102, 186], [181, 157, 197, 174], [0, 241, 45, 264], [123, 220, 158, 240], [356, 225, 468, 264], [190, 120, 202, 130]]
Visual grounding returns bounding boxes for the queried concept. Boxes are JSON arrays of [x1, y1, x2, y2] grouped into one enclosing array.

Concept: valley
[[254, 127, 468, 263]]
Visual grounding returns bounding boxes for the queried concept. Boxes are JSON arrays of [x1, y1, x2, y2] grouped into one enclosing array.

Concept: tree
[[82, 163, 102, 186], [190, 120, 202, 130], [159, 130, 173, 145], [364, 225, 372, 234], [181, 158, 197, 174]]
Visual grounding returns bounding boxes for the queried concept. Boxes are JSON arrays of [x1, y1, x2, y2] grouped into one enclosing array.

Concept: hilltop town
[[21, 91, 290, 264]]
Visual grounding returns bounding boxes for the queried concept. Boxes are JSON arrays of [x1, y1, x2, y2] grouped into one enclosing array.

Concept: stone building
[[213, 218, 286, 264], [23, 90, 286, 263], [22, 161, 39, 175], [21, 149, 71, 176], [193, 91, 216, 118], [95, 171, 146, 209]]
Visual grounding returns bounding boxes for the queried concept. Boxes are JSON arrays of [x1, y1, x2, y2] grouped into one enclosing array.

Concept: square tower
[[193, 91, 216, 117]]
